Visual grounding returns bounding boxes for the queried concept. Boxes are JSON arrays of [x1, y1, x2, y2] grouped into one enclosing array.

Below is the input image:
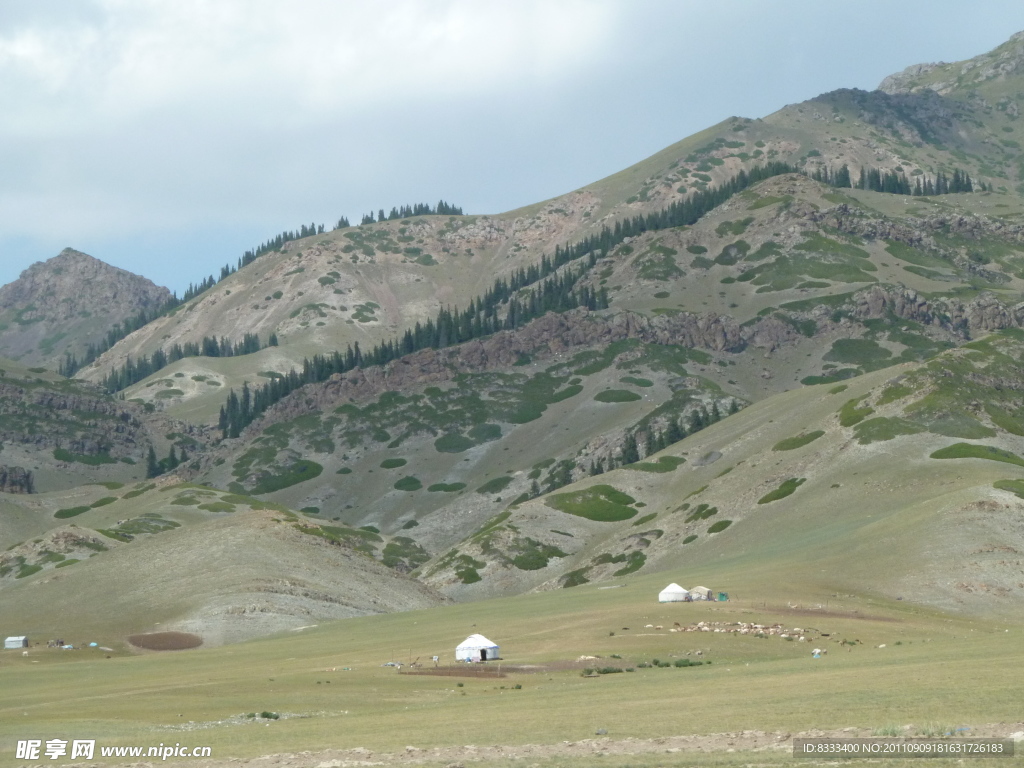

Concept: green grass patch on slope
[[250, 461, 323, 494], [758, 478, 806, 504], [824, 338, 892, 367], [839, 397, 874, 427], [434, 433, 475, 453], [853, 417, 926, 444], [546, 484, 637, 522], [594, 389, 643, 403], [613, 551, 646, 576], [930, 443, 1024, 467], [685, 504, 718, 523], [381, 537, 431, 571], [476, 476, 513, 495], [620, 376, 653, 388], [427, 482, 466, 493], [54, 506, 91, 519], [994, 479, 1024, 499], [510, 538, 569, 571], [121, 484, 155, 499], [985, 404, 1024, 436], [393, 476, 423, 492], [772, 431, 824, 451], [635, 243, 683, 280], [625, 456, 686, 473]]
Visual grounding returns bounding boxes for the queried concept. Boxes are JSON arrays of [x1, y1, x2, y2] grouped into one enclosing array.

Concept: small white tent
[[5, 636, 28, 649], [689, 586, 712, 600], [456, 633, 499, 662], [658, 583, 690, 603]]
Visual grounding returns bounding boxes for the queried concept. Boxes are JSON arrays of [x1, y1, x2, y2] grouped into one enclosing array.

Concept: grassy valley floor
[[2, 568, 1023, 767]]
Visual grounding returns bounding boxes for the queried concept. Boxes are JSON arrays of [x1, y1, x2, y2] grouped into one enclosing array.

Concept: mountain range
[[4, 31, 1024, 648]]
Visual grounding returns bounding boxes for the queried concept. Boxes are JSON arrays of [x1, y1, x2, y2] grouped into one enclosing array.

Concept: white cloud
[[0, 0, 620, 135]]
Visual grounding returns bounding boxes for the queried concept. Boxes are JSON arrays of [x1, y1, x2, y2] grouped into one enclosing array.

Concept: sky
[[3, 1, 1024, 294]]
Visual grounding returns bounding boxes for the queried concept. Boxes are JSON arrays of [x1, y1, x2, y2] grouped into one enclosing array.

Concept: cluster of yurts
[[658, 583, 724, 602], [453, 583, 728, 663]]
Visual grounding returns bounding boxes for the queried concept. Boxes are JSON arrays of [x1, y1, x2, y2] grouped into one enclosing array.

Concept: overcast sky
[[3, 1, 1024, 293]]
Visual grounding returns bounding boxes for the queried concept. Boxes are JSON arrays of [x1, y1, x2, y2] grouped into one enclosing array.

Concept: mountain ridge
[[4, 31, 1024, 647]]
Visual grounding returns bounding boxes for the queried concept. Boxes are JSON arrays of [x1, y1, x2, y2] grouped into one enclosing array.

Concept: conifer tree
[[621, 433, 640, 465], [146, 446, 160, 478], [834, 164, 851, 188]]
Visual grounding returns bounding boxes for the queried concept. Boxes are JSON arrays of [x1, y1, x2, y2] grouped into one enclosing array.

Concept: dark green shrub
[[758, 478, 805, 504], [931, 443, 1024, 467], [772, 431, 824, 451], [594, 389, 642, 403], [393, 476, 423, 492], [476, 476, 513, 495], [546, 485, 637, 522], [55, 506, 90, 519]]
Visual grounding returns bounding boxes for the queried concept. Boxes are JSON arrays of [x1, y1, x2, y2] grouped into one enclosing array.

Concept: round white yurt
[[658, 583, 690, 603], [690, 585, 713, 600], [455, 633, 500, 662]]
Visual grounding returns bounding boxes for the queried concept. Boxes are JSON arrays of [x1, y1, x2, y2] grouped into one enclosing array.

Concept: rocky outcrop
[[0, 378, 145, 457], [0, 248, 172, 365], [809, 204, 933, 249], [0, 465, 33, 493], [852, 285, 1024, 336], [877, 63, 944, 95], [207, 278, 1024, 451], [878, 31, 1024, 96], [238, 308, 745, 428]]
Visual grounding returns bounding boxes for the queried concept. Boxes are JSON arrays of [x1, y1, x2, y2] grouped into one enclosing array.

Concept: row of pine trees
[[215, 162, 804, 439], [810, 164, 983, 195], [358, 200, 463, 225], [101, 332, 274, 393], [216, 269, 608, 438], [145, 444, 190, 478], [80, 155, 986, 383], [90, 154, 989, 411]]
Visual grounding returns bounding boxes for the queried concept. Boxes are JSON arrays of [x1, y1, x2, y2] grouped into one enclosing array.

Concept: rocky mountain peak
[[0, 247, 172, 366], [878, 30, 1024, 95]]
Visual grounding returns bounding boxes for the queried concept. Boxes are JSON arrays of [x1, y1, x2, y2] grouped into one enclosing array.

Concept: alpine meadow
[[7, 25, 1024, 768]]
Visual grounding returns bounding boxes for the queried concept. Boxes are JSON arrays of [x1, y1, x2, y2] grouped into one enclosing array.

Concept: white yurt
[[658, 583, 690, 603], [689, 585, 713, 600], [5, 636, 28, 649], [455, 633, 500, 662]]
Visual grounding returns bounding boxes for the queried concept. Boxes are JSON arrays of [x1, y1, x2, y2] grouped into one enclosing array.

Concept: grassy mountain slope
[[423, 329, 1024, 617], [5, 32, 1024, 656], [71, 48, 1024, 434], [75, 203, 610, 401], [5, 29, 1024, 768], [0, 480, 446, 645]]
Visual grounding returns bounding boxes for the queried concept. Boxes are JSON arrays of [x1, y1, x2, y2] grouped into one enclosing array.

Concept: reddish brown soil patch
[[127, 632, 202, 651]]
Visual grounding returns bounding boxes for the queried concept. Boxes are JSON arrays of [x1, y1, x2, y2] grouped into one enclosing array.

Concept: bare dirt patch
[[127, 631, 203, 651], [398, 665, 505, 679]]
